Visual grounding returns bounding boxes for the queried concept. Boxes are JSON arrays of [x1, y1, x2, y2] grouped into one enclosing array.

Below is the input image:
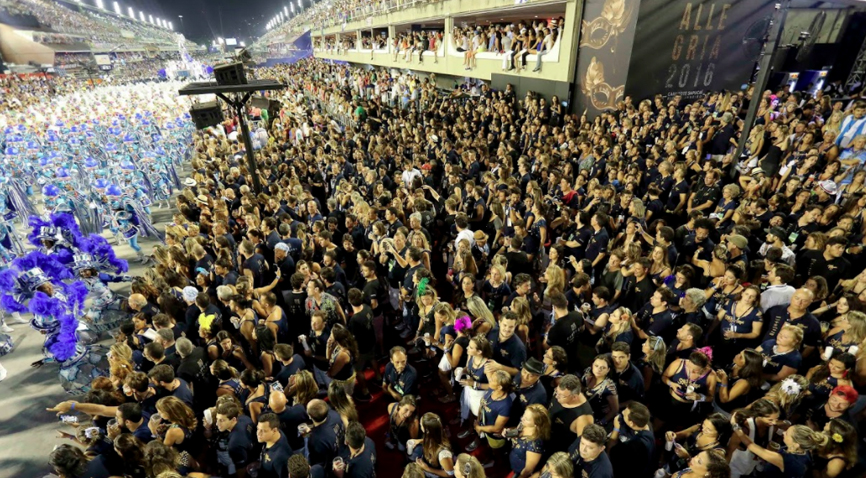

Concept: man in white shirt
[[759, 227, 796, 266], [454, 213, 474, 250], [761, 264, 796, 312], [400, 162, 422, 187], [836, 101, 866, 149]]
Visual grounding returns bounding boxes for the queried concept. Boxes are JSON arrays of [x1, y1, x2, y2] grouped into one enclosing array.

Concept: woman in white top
[[532, 28, 556, 73]]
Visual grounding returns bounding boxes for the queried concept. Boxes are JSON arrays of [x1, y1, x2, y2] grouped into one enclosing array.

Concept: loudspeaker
[[250, 95, 270, 109], [250, 96, 282, 120], [189, 101, 224, 129], [213, 61, 247, 85]]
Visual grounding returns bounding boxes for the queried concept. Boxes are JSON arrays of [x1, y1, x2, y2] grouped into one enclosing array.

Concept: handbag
[[438, 353, 452, 372]]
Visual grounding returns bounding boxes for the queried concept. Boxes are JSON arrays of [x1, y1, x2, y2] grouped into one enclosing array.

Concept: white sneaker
[[0, 323, 12, 333], [6, 312, 28, 324], [0, 363, 6, 381]]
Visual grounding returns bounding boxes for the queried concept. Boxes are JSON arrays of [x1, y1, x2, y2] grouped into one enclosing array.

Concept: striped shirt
[[836, 113, 866, 148]]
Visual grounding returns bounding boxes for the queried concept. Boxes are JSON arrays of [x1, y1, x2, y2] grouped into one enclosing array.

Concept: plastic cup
[[454, 367, 464, 382], [333, 457, 345, 471]]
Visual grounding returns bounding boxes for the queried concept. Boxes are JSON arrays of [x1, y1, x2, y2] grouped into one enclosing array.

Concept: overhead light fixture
[[148, 14, 153, 24], [139, 11, 145, 21], [112, 1, 120, 15], [128, 6, 134, 17], [95, 0, 104, 9]]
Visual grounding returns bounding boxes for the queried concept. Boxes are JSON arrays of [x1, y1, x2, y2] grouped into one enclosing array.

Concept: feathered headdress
[[697, 346, 713, 363], [454, 315, 472, 333], [780, 378, 802, 396], [416, 278, 430, 296], [199, 313, 217, 333]]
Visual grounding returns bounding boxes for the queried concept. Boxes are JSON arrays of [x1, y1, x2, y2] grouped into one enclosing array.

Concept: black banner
[[626, 0, 774, 101]]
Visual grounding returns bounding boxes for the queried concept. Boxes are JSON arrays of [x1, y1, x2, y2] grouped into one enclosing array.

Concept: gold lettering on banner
[[579, 0, 634, 51], [582, 57, 625, 111], [666, 2, 732, 99]]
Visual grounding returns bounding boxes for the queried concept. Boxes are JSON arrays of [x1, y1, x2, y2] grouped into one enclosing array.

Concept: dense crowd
[[29, 56, 866, 478], [4, 0, 194, 49]]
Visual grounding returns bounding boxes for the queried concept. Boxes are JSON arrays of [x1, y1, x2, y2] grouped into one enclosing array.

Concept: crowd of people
[[4, 0, 194, 49], [8, 52, 866, 478]]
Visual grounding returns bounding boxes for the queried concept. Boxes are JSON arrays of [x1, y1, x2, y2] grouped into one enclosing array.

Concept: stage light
[[113, 1, 120, 15], [218, 37, 224, 44], [284, 6, 288, 15], [148, 14, 153, 24], [291, 4, 295, 13], [128, 6, 134, 17], [139, 10, 145, 21], [298, 0, 302, 8], [169, 21, 173, 30], [95, 0, 104, 9], [240, 41, 246, 47]]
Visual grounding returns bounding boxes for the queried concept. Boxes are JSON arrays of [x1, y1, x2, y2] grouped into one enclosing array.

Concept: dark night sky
[[129, 0, 279, 45]]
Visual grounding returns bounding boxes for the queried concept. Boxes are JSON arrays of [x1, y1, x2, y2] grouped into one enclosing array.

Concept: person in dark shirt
[[334, 421, 377, 478], [511, 357, 548, 421], [305, 399, 346, 467], [240, 240, 269, 288], [268, 390, 308, 450], [609, 343, 645, 407], [175, 338, 207, 387], [546, 292, 583, 372], [383, 346, 418, 400], [110, 402, 153, 444], [214, 402, 255, 475], [607, 402, 655, 478], [148, 364, 194, 408], [488, 312, 528, 376], [621, 258, 657, 315], [798, 237, 851, 290], [348, 288, 380, 399], [273, 343, 307, 389], [568, 424, 614, 478], [585, 213, 610, 272], [283, 273, 309, 342], [274, 243, 296, 291], [257, 413, 292, 478], [761, 288, 821, 358]]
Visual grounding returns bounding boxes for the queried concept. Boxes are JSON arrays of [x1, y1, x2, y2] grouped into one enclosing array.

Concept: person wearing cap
[[725, 234, 749, 269], [799, 236, 851, 291], [759, 227, 796, 266], [511, 357, 548, 418], [806, 385, 860, 432], [814, 180, 838, 207]]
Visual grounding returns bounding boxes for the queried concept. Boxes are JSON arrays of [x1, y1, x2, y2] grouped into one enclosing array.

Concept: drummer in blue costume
[[72, 253, 132, 337], [105, 184, 162, 264], [0, 266, 108, 394]]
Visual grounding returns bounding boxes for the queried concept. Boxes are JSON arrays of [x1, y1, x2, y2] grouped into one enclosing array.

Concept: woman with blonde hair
[[593, 306, 635, 353], [764, 374, 809, 420], [507, 404, 550, 478], [149, 396, 198, 470], [466, 295, 496, 335], [731, 423, 827, 477], [756, 324, 803, 384], [289, 370, 319, 407], [542, 265, 565, 300], [537, 452, 572, 478], [510, 296, 533, 345], [453, 454, 484, 478]]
